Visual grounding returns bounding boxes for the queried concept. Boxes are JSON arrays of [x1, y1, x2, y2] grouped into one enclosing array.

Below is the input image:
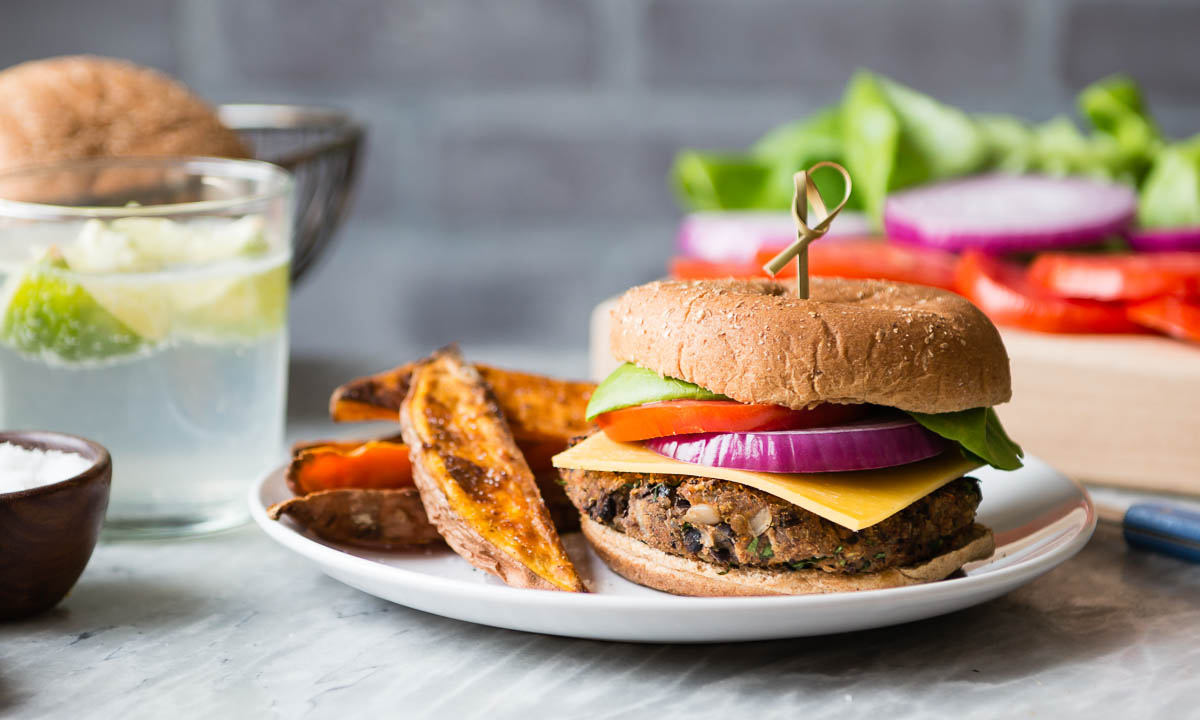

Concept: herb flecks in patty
[[559, 468, 982, 575]]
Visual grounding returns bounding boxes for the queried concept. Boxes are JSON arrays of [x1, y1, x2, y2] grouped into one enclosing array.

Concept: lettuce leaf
[[669, 151, 778, 211], [751, 106, 855, 211], [975, 113, 1037, 173], [668, 71, 1194, 234], [1079, 75, 1162, 165], [669, 106, 855, 212], [1138, 134, 1200, 228], [1031, 116, 1119, 180], [841, 71, 989, 222], [585, 363, 728, 420], [908, 407, 1024, 471]]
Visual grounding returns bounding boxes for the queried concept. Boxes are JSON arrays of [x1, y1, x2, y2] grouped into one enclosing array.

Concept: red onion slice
[[884, 174, 1136, 253], [677, 210, 874, 262], [643, 416, 950, 473], [1130, 227, 1200, 253]]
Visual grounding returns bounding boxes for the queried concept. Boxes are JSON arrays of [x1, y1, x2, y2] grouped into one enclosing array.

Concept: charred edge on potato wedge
[[331, 362, 596, 443], [291, 431, 404, 454], [399, 345, 587, 593], [329, 362, 418, 422]]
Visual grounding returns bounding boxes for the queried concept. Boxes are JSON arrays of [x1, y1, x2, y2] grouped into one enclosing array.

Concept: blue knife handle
[[1123, 503, 1200, 564]]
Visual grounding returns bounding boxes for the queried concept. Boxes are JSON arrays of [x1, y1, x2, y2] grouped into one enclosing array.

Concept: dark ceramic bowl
[[0, 431, 111, 620]]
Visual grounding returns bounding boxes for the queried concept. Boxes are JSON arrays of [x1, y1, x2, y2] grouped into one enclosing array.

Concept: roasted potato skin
[[280, 439, 580, 544], [329, 363, 417, 422], [276, 466, 577, 544], [276, 355, 586, 557], [267, 488, 442, 549], [284, 436, 574, 523], [474, 365, 595, 442], [400, 346, 586, 592], [331, 362, 595, 443]]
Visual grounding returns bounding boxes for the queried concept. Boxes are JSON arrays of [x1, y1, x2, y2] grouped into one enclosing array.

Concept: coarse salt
[[0, 442, 93, 494]]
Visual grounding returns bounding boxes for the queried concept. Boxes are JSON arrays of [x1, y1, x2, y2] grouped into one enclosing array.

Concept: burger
[[552, 277, 1022, 596]]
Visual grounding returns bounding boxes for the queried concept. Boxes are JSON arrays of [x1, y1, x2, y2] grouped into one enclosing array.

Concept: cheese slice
[[552, 432, 981, 531]]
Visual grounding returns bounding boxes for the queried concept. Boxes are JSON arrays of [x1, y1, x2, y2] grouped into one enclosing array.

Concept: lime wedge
[[173, 263, 289, 340], [81, 279, 171, 342], [1, 258, 146, 362]]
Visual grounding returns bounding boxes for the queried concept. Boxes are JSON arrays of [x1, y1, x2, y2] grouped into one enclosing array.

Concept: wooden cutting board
[[588, 298, 1200, 495], [995, 329, 1199, 495]]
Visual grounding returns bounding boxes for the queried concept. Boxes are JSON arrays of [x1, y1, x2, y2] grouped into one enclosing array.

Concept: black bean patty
[[559, 467, 982, 574]]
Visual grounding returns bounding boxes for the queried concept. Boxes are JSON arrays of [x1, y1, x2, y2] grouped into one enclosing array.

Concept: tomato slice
[[670, 240, 960, 291], [669, 257, 764, 280], [955, 250, 1145, 334], [1028, 252, 1200, 301], [594, 400, 868, 442], [755, 240, 960, 291], [1128, 296, 1200, 343]]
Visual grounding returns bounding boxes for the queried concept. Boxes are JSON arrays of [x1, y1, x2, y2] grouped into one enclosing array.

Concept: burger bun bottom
[[581, 518, 995, 597]]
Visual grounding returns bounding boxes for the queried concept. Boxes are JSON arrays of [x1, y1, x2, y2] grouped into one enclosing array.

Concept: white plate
[[250, 456, 1095, 643]]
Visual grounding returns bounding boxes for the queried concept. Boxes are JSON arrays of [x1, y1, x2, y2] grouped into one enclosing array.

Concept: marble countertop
[[5, 518, 1199, 719]]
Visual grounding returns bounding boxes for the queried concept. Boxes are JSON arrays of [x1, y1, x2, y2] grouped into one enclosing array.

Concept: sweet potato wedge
[[399, 346, 586, 592], [286, 436, 572, 496], [292, 431, 403, 453], [267, 488, 441, 549], [328, 363, 415, 422], [331, 362, 595, 443], [474, 364, 596, 443], [286, 439, 414, 496], [279, 463, 578, 542]]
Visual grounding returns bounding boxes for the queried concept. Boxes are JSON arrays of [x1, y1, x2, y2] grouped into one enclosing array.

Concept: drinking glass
[[0, 157, 293, 538]]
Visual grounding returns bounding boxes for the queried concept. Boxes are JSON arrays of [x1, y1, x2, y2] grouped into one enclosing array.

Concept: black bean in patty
[[559, 466, 982, 574]]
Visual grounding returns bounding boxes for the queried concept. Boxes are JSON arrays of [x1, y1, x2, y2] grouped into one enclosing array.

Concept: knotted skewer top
[[761, 161, 853, 299]]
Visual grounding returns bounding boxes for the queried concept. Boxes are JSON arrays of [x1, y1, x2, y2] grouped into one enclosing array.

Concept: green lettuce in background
[[669, 71, 1195, 230], [841, 71, 991, 220], [670, 106, 857, 212], [1079, 75, 1162, 167], [1139, 135, 1200, 229]]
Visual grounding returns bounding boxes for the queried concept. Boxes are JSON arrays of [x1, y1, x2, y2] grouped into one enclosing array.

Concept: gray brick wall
[[1062, 1, 1200, 103], [206, 0, 600, 91], [2, 0, 1200, 363], [642, 0, 1026, 94]]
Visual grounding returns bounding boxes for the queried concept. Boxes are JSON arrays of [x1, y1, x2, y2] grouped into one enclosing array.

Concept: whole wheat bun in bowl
[[0, 55, 248, 174], [555, 277, 1020, 597]]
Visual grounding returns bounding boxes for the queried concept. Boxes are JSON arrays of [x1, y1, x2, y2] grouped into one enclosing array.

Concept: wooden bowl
[[0, 431, 111, 620]]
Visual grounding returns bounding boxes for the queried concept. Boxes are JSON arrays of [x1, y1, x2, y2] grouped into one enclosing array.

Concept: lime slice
[[81, 279, 171, 341], [1, 258, 146, 362], [173, 263, 289, 340], [55, 215, 268, 342], [0, 216, 283, 357]]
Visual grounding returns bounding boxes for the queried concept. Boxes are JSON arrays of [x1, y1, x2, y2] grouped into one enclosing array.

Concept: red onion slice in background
[[644, 416, 951, 474], [884, 174, 1136, 253], [677, 210, 874, 263], [1129, 227, 1200, 253]]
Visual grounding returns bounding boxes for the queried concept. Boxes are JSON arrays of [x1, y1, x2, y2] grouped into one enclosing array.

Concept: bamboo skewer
[[762, 161, 853, 299]]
